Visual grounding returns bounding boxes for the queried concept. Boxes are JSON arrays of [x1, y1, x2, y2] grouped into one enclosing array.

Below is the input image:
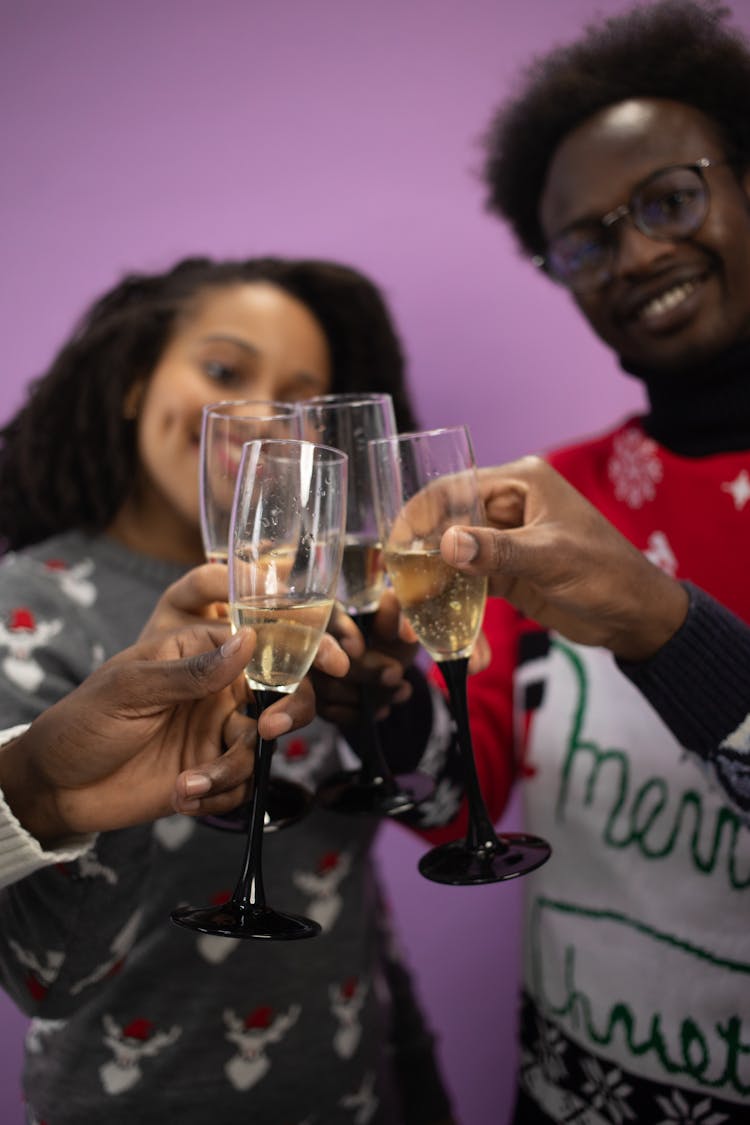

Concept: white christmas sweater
[[0, 728, 95, 889], [465, 418, 750, 1124], [0, 531, 453, 1125]]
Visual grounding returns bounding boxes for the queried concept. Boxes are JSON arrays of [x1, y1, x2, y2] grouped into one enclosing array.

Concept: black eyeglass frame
[[532, 156, 731, 293]]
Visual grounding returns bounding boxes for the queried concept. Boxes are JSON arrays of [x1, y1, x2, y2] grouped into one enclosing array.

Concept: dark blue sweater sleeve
[[617, 582, 750, 814]]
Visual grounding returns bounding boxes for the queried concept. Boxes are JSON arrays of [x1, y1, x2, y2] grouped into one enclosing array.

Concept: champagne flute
[[172, 438, 348, 939], [200, 400, 301, 565], [299, 393, 433, 817], [199, 400, 310, 833], [369, 425, 551, 885]]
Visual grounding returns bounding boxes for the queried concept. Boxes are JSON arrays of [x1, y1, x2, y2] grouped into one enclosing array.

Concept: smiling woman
[[0, 255, 458, 1125]]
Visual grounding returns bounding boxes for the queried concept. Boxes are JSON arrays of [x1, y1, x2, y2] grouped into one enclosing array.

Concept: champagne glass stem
[[316, 607, 433, 815], [200, 699, 312, 835], [438, 657, 503, 854], [351, 611, 398, 795], [230, 689, 282, 910]]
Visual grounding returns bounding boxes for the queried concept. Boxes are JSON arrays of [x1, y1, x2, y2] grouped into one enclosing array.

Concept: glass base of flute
[[418, 658, 551, 886], [172, 690, 321, 941], [315, 609, 435, 818]]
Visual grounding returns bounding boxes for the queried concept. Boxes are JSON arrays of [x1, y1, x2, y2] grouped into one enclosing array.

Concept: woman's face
[[119, 281, 332, 561]]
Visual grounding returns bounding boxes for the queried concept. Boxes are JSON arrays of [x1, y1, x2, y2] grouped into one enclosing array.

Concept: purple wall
[[4, 2, 749, 1122]]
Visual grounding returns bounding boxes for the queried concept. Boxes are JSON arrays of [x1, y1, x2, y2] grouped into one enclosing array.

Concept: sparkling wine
[[230, 594, 335, 692], [383, 547, 486, 661], [338, 537, 385, 614]]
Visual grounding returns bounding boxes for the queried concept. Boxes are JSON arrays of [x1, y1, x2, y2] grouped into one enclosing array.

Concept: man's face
[[539, 98, 750, 372]]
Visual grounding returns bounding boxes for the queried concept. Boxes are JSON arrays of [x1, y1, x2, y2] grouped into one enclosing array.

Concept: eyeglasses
[[534, 158, 729, 294]]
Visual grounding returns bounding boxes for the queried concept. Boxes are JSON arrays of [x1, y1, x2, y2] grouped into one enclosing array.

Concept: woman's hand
[[0, 626, 259, 843], [138, 563, 351, 716], [0, 621, 350, 848], [139, 563, 232, 639], [311, 591, 418, 729]]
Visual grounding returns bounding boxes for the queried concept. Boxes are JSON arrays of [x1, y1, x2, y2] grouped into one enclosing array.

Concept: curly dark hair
[[482, 0, 750, 257], [0, 256, 416, 551]]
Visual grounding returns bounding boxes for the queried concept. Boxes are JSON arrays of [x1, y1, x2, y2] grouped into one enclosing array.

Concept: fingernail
[[220, 633, 243, 658], [450, 529, 478, 565], [184, 773, 211, 796]]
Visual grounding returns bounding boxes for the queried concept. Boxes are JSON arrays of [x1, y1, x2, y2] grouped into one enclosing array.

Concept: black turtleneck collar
[[620, 338, 750, 457]]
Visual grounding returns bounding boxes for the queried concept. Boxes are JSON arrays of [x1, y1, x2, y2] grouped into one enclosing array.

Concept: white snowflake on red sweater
[[720, 469, 750, 511], [607, 429, 663, 508]]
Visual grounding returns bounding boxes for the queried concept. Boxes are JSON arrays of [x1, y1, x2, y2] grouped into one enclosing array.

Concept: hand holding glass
[[369, 426, 551, 885], [172, 438, 347, 939], [299, 393, 432, 816], [199, 400, 310, 832]]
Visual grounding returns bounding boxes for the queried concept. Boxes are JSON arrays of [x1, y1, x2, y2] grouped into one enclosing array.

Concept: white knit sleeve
[[0, 724, 96, 889]]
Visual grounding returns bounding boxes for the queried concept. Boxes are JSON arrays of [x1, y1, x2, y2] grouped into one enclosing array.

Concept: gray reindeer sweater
[[0, 532, 456, 1125]]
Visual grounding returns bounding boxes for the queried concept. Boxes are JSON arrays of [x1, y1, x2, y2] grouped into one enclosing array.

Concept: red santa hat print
[[317, 851, 341, 874], [9, 607, 35, 632], [122, 1018, 154, 1041], [245, 1005, 273, 1030], [341, 977, 358, 999]]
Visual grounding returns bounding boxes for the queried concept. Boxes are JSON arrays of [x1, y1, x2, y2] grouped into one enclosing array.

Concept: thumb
[[441, 524, 548, 593], [441, 526, 479, 566], [441, 525, 522, 573], [136, 629, 256, 705]]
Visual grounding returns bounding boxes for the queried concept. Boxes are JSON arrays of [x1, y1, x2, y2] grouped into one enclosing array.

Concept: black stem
[[231, 690, 283, 910], [438, 658, 503, 854], [350, 610, 398, 794]]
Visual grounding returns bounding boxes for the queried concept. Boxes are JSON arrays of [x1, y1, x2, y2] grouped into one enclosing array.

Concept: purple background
[[4, 2, 748, 1122]]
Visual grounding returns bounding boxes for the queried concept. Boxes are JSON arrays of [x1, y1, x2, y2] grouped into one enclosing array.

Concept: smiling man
[[473, 2, 750, 1122], [538, 99, 750, 373]]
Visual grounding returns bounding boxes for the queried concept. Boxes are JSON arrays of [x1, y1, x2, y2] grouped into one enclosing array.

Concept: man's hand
[[0, 625, 321, 845], [440, 456, 689, 661]]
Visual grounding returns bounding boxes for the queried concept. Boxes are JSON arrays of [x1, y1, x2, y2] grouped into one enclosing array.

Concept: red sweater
[[463, 416, 750, 1121]]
